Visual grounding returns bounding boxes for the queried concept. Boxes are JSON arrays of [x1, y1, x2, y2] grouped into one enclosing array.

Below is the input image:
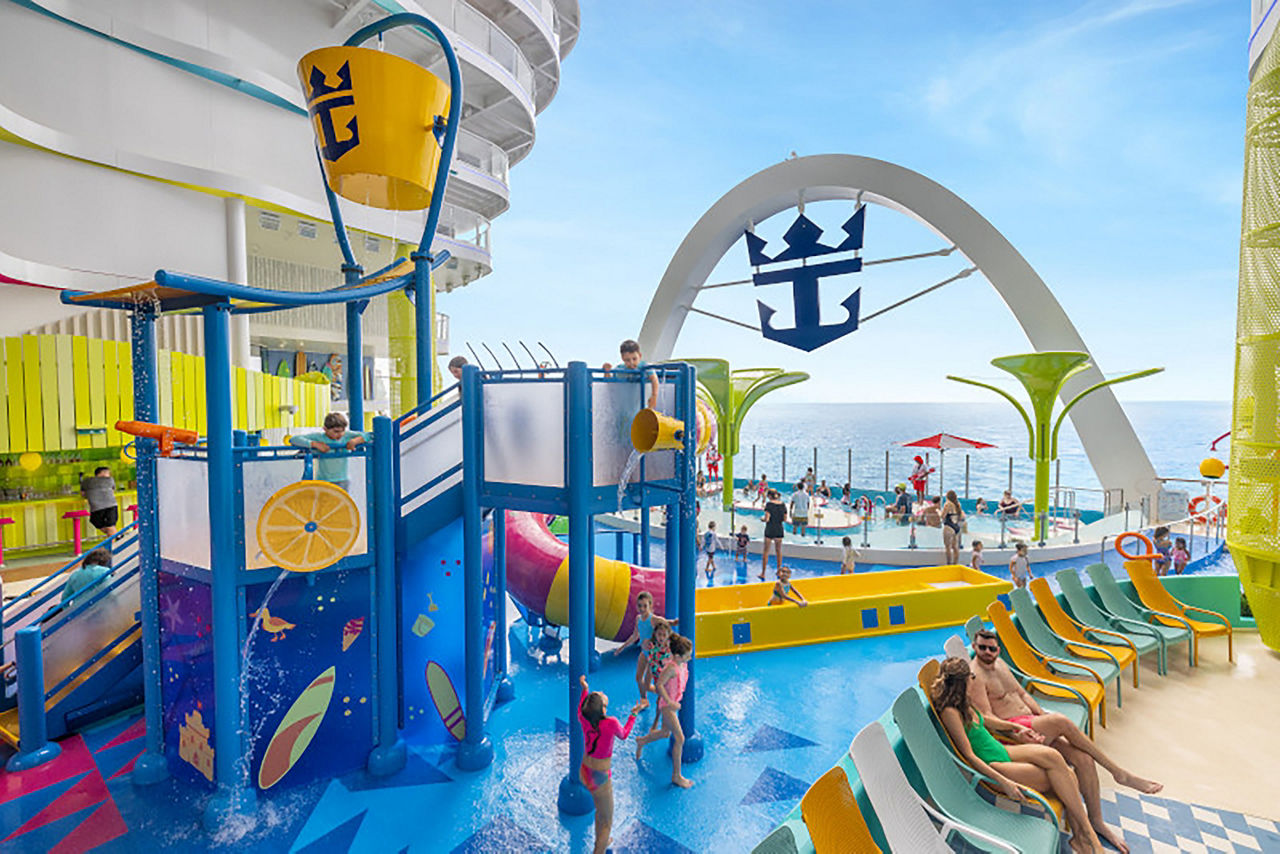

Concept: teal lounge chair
[[1008, 588, 1123, 706], [1055, 569, 1165, 675], [961, 616, 1091, 734], [1085, 563, 1194, 669], [891, 689, 1063, 853]]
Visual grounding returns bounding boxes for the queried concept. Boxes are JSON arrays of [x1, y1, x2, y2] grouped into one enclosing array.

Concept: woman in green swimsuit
[[932, 657, 1107, 854]]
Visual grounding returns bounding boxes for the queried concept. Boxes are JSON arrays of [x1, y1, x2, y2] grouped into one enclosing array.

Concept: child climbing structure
[[0, 10, 705, 834]]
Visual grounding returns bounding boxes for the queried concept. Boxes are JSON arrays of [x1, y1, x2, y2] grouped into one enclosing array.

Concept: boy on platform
[[290, 412, 368, 491]]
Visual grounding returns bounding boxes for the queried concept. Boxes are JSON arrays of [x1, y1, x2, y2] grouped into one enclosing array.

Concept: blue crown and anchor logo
[[305, 61, 361, 162], [745, 205, 866, 352]]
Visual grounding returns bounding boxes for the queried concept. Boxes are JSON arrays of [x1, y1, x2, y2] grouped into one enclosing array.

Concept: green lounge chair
[[1029, 578, 1146, 688], [1008, 588, 1124, 706], [891, 689, 1063, 853], [1084, 563, 1194, 669], [1055, 569, 1165, 675], [961, 617, 1091, 734]]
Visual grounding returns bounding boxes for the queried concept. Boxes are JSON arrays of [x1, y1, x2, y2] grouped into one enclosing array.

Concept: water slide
[[0, 539, 144, 747]]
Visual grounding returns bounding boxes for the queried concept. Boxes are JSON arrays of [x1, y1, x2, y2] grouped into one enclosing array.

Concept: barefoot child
[[611, 591, 658, 708], [970, 540, 984, 571], [578, 674, 642, 854], [734, 525, 750, 564], [635, 634, 694, 788], [641, 617, 675, 717], [840, 536, 860, 575], [1171, 537, 1190, 575], [767, 565, 808, 607], [702, 520, 718, 578], [1009, 542, 1031, 589]]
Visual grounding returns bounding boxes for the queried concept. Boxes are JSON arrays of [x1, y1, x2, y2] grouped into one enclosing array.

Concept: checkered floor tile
[[1097, 790, 1280, 853]]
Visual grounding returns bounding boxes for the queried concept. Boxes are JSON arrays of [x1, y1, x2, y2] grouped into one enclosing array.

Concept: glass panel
[[593, 379, 645, 486], [242, 457, 368, 571], [158, 457, 210, 570], [483, 381, 565, 487], [401, 406, 464, 514], [644, 381, 677, 481], [42, 564, 140, 695]]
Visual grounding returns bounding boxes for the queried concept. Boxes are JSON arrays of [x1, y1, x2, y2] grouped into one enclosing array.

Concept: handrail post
[[6, 626, 61, 771], [456, 366, 493, 771], [999, 516, 1008, 550], [677, 363, 703, 762], [368, 415, 407, 776], [493, 508, 515, 703]]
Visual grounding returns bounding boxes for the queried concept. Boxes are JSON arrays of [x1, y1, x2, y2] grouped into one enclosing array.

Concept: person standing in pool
[[612, 590, 660, 708], [578, 673, 642, 854], [1009, 542, 1032, 588], [734, 525, 750, 565], [702, 520, 719, 579], [789, 482, 810, 537], [941, 490, 965, 565], [635, 634, 694, 789], [908, 455, 933, 502], [759, 489, 787, 579], [887, 484, 912, 525]]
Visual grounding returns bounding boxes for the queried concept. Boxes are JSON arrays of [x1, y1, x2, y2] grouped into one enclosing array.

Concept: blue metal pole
[[6, 626, 60, 771], [202, 302, 256, 828], [412, 260, 434, 407], [493, 509, 515, 703], [346, 300, 366, 431], [456, 366, 493, 771], [640, 457, 650, 565], [664, 503, 679, 621], [129, 305, 168, 785], [677, 363, 703, 762], [558, 361, 593, 815], [368, 416, 406, 776]]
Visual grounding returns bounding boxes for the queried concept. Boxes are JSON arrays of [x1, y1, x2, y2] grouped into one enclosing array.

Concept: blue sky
[[441, 0, 1244, 402]]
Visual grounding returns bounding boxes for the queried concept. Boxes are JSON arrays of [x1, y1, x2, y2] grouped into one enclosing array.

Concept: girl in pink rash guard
[[578, 674, 641, 854]]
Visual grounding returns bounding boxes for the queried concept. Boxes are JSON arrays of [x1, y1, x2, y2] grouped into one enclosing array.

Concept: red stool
[[0, 517, 14, 567], [127, 504, 139, 523], [62, 510, 91, 556]]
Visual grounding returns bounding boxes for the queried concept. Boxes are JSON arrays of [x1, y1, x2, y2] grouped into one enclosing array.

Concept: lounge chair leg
[[1116, 678, 1122, 708], [1132, 662, 1139, 688], [1098, 701, 1106, 729], [1228, 629, 1234, 663]]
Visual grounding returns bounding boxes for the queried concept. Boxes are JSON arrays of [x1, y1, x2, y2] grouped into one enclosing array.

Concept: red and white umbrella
[[901, 433, 997, 497]]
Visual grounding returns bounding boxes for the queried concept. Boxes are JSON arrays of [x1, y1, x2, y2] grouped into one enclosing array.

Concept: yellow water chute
[[297, 46, 451, 211], [631, 408, 686, 453]]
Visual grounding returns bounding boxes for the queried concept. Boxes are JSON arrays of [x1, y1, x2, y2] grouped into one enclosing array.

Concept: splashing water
[[232, 569, 290, 804], [617, 449, 644, 512]]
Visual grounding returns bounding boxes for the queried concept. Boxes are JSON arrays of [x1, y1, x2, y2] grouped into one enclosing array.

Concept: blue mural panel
[[158, 564, 216, 790]]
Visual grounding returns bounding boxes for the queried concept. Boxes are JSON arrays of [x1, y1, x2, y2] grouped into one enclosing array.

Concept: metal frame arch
[[638, 153, 1157, 499]]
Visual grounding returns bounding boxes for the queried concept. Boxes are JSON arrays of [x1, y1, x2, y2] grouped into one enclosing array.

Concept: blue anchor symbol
[[746, 207, 865, 352]]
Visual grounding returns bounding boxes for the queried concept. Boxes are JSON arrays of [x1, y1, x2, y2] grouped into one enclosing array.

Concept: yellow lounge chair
[[987, 600, 1107, 731], [1029, 578, 1142, 687], [1123, 561, 1234, 665], [799, 764, 883, 853]]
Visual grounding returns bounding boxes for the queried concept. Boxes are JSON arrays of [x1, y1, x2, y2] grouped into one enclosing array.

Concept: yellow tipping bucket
[[631, 408, 685, 453], [297, 46, 451, 211]]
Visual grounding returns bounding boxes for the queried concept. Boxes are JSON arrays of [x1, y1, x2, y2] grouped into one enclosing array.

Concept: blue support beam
[[664, 502, 679, 621], [129, 305, 168, 785], [368, 416, 406, 776], [677, 363, 703, 762], [558, 361, 593, 816], [6, 626, 60, 771], [456, 366, 493, 770], [493, 509, 514, 703], [346, 299, 366, 431]]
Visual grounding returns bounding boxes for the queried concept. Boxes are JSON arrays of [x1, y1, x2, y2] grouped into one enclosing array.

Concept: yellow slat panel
[[45, 503, 60, 547], [269, 376, 280, 429], [71, 336, 89, 450], [243, 367, 255, 432], [158, 350, 173, 427], [281, 380, 293, 436], [234, 367, 247, 431], [22, 336, 43, 453], [24, 503, 38, 548], [253, 371, 265, 432], [171, 352, 187, 431], [102, 337, 120, 447], [118, 340, 134, 423], [0, 337, 11, 454], [184, 350, 197, 433], [196, 356, 207, 435], [55, 336, 76, 450], [38, 336, 59, 451], [86, 337, 106, 449]]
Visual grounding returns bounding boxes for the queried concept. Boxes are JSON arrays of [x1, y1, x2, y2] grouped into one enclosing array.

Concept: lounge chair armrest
[[1011, 669, 1091, 708], [1013, 787, 1063, 833], [1183, 605, 1232, 629], [1080, 626, 1138, 653], [1040, 653, 1104, 685], [922, 797, 1034, 851], [1104, 614, 1163, 640], [1146, 608, 1194, 633], [1062, 639, 1120, 670]]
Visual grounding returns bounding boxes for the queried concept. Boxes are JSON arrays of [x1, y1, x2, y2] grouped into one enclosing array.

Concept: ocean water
[[733, 400, 1230, 513]]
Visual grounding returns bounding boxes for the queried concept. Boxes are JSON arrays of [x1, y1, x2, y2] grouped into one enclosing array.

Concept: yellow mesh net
[[1231, 36, 1280, 650]]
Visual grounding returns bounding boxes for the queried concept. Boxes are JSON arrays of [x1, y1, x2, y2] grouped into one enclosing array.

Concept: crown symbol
[[746, 207, 865, 265], [306, 61, 354, 103]]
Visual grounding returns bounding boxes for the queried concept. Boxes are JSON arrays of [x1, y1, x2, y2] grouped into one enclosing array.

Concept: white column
[[225, 197, 251, 368]]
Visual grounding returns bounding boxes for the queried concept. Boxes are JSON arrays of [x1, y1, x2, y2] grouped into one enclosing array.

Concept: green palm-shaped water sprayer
[[948, 352, 1160, 543]]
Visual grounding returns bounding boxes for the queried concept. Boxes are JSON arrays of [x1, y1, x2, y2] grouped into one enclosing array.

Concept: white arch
[[639, 154, 1157, 500]]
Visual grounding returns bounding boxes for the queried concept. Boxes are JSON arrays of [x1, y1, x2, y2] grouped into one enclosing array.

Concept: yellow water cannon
[[631, 409, 686, 453]]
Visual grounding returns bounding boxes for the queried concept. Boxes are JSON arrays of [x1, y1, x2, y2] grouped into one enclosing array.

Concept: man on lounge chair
[[967, 628, 1161, 854]]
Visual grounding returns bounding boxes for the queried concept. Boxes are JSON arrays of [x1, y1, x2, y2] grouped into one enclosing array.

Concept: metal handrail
[[2, 541, 140, 633], [1, 526, 139, 625]]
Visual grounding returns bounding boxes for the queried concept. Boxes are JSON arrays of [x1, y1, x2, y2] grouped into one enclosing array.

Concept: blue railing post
[[456, 366, 493, 771], [6, 626, 60, 771], [202, 301, 257, 829], [558, 361, 593, 815], [664, 502, 679, 620], [677, 363, 703, 762], [346, 298, 366, 432], [368, 416, 406, 776], [493, 509, 515, 703], [129, 304, 168, 785]]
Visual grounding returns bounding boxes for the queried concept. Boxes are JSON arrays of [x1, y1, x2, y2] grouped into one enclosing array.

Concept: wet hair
[[668, 634, 692, 657], [323, 412, 348, 431], [448, 355, 468, 370], [1154, 526, 1170, 539], [1015, 542, 1028, 553], [636, 590, 653, 605], [972, 540, 983, 549], [83, 548, 112, 568], [842, 536, 852, 547], [580, 690, 607, 754], [767, 489, 780, 500], [1175, 537, 1187, 549], [931, 657, 974, 723], [945, 490, 959, 506], [94, 466, 111, 476], [619, 339, 641, 356], [707, 520, 716, 529], [651, 616, 671, 637]]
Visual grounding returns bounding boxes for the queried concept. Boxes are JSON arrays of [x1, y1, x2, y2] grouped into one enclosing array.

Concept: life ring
[[1188, 494, 1225, 524], [1115, 531, 1161, 563]]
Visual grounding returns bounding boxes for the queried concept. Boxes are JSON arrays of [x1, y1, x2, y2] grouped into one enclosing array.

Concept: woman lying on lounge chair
[[932, 657, 1106, 854]]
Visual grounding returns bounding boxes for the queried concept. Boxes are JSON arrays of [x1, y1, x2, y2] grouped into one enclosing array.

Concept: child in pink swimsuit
[[635, 633, 695, 788], [578, 674, 641, 854]]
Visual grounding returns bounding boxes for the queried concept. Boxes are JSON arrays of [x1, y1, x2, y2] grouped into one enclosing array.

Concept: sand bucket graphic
[[298, 46, 451, 211], [631, 409, 686, 453]]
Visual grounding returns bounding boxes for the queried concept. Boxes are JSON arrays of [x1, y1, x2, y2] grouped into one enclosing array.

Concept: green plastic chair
[[1008, 588, 1123, 707], [891, 688, 1063, 853], [1055, 569, 1165, 675], [1084, 563, 1194, 669], [961, 616, 1091, 734]]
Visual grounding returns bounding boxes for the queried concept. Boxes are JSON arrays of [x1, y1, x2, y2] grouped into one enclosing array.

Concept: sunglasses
[[976, 643, 999, 652]]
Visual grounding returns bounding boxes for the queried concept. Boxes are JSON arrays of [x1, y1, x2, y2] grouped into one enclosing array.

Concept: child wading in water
[[768, 565, 808, 607], [640, 617, 676, 712], [970, 540, 984, 572], [702, 520, 718, 579], [1171, 537, 1190, 575], [1009, 542, 1031, 588], [840, 536, 860, 575], [578, 674, 642, 854], [734, 525, 750, 564], [635, 634, 695, 788], [612, 591, 660, 708]]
